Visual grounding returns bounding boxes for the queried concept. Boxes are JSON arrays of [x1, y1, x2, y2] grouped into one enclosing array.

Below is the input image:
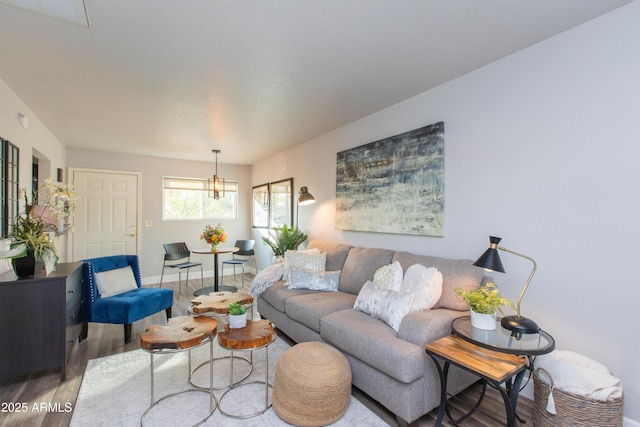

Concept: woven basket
[[533, 368, 624, 427]]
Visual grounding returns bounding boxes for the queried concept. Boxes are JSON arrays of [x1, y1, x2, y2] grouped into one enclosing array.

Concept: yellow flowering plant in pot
[[454, 282, 515, 330]]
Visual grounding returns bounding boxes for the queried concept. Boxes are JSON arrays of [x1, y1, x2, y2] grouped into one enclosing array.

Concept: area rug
[[71, 337, 388, 426]]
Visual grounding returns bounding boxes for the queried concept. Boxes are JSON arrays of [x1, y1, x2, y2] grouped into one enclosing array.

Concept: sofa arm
[[397, 308, 468, 347]]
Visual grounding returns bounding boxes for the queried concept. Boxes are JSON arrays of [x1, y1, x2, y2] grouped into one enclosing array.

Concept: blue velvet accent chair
[[81, 255, 173, 344]]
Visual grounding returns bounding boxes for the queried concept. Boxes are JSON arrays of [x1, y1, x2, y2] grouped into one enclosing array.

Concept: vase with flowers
[[2, 179, 78, 277], [201, 223, 227, 251]]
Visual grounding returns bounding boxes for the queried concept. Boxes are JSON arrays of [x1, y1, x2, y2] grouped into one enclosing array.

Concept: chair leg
[[166, 307, 172, 319], [159, 265, 165, 288], [124, 324, 132, 344], [241, 264, 245, 288], [178, 270, 182, 295], [80, 322, 88, 341]]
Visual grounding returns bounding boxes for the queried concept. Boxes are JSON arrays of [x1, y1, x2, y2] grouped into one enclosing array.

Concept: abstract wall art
[[335, 121, 444, 236]]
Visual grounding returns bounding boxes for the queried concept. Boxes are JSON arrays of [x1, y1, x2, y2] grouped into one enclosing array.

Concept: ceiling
[[0, 0, 634, 165]]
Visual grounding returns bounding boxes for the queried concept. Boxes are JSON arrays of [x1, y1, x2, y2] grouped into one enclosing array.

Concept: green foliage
[[261, 224, 308, 256], [8, 211, 58, 274], [454, 282, 515, 315], [228, 301, 246, 316]]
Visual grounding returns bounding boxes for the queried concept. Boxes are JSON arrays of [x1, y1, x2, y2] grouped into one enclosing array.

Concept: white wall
[[0, 78, 69, 258], [253, 2, 640, 423], [66, 149, 252, 280]]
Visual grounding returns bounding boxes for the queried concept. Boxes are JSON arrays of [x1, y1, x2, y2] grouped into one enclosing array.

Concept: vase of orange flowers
[[201, 223, 227, 251]]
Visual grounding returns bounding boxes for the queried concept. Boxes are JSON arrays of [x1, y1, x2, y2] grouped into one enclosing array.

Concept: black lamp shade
[[473, 236, 506, 273]]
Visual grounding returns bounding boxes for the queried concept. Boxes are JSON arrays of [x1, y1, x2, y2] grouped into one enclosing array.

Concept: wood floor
[[0, 273, 534, 426]]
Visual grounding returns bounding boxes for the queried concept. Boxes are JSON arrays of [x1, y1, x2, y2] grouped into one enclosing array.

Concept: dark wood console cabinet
[[0, 262, 82, 382]]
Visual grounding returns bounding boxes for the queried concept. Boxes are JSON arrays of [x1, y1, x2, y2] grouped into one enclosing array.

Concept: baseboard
[[625, 417, 640, 427], [142, 267, 257, 286]]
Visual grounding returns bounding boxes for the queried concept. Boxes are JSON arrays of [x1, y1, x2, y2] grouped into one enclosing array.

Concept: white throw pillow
[[401, 264, 443, 312], [354, 280, 414, 331], [373, 261, 403, 291], [95, 266, 139, 298], [287, 267, 341, 292], [282, 248, 320, 281], [284, 249, 326, 283]]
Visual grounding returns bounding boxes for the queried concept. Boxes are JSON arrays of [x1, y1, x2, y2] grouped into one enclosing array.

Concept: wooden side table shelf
[[140, 316, 218, 426], [426, 334, 528, 426]]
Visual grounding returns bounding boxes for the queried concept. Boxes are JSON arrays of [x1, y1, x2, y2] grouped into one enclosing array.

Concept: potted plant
[[228, 301, 247, 329], [2, 180, 77, 277], [454, 283, 515, 330], [261, 224, 308, 262]]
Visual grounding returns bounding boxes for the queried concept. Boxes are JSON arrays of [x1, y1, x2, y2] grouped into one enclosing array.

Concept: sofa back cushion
[[392, 252, 483, 311], [340, 247, 395, 294], [307, 240, 353, 272]]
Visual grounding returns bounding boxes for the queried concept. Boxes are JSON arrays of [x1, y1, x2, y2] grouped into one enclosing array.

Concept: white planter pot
[[470, 310, 497, 330], [229, 313, 247, 329]]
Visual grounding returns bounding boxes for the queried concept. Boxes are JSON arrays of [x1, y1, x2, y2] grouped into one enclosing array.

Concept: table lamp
[[473, 236, 540, 338]]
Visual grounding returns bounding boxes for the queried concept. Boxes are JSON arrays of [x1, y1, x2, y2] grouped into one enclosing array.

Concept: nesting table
[[217, 319, 277, 419], [188, 291, 255, 389], [140, 316, 218, 426]]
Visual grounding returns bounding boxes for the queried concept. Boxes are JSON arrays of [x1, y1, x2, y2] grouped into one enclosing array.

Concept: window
[[0, 138, 19, 236], [163, 177, 238, 220]]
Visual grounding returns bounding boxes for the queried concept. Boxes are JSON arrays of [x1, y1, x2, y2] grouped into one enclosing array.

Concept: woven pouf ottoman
[[273, 341, 352, 427]]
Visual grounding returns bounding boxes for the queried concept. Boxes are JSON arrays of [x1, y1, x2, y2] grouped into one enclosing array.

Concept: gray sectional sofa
[[257, 240, 486, 426]]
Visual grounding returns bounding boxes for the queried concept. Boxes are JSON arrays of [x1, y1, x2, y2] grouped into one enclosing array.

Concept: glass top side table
[[452, 316, 555, 356]]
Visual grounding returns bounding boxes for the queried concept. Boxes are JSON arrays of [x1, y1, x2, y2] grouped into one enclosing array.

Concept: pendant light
[[208, 149, 225, 199]]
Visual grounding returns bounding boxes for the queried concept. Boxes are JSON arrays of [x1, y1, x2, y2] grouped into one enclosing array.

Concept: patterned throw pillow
[[373, 261, 403, 291], [282, 248, 324, 282], [353, 280, 414, 331], [287, 267, 341, 292], [284, 250, 326, 283], [401, 264, 443, 312]]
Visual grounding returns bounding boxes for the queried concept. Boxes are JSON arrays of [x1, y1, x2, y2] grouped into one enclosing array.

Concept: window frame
[[162, 176, 238, 221]]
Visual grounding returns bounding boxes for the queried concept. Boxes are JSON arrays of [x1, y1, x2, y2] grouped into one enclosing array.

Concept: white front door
[[70, 168, 140, 260]]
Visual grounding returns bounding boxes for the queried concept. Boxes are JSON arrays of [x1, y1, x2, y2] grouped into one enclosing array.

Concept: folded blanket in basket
[[536, 350, 622, 402], [250, 263, 284, 297]]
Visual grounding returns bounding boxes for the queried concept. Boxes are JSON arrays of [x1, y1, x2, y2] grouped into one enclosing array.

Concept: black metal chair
[[221, 240, 256, 289], [160, 242, 204, 295]]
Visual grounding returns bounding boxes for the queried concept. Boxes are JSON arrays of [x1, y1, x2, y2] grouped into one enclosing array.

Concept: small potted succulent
[[228, 301, 247, 329], [454, 282, 515, 330]]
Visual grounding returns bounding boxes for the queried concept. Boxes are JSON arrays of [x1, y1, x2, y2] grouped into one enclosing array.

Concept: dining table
[[192, 246, 239, 295]]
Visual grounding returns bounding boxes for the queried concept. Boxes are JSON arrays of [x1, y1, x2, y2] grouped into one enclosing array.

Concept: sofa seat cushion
[[320, 309, 425, 384], [286, 292, 357, 333], [339, 247, 395, 295], [88, 287, 173, 324], [260, 281, 317, 312], [392, 252, 483, 311]]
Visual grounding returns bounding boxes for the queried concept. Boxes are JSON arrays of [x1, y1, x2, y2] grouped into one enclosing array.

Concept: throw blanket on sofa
[[250, 263, 284, 297]]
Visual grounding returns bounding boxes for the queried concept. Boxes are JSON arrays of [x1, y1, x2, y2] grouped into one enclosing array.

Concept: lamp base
[[501, 315, 539, 340]]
